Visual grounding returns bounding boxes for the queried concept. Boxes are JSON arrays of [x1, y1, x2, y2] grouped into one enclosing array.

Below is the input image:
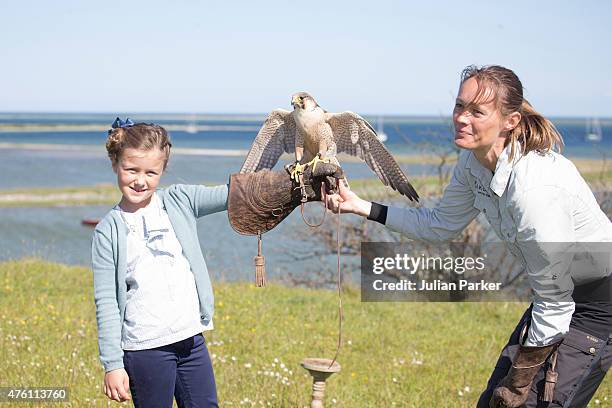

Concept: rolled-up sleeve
[[512, 186, 576, 346], [385, 161, 480, 243]]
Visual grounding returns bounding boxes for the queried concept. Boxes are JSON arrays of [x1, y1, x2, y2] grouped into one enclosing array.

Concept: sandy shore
[[0, 142, 250, 157], [0, 142, 450, 163], [1, 140, 610, 169]]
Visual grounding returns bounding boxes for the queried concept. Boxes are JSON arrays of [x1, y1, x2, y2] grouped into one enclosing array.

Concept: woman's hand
[[103, 368, 131, 402], [326, 180, 372, 217]]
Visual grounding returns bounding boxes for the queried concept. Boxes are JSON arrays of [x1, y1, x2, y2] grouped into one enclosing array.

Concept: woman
[[327, 65, 611, 407]]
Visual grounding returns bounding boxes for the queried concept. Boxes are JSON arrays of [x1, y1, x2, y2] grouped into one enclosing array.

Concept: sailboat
[[585, 118, 602, 143], [375, 116, 388, 143], [185, 115, 198, 134]]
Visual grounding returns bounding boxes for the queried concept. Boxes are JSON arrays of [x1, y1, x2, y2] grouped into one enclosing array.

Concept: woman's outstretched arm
[[327, 153, 480, 243]]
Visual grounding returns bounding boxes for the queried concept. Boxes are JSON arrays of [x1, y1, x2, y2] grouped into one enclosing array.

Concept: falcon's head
[[291, 92, 318, 112]]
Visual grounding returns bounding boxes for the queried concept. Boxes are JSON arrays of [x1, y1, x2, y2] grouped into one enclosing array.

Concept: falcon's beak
[[291, 96, 301, 109]]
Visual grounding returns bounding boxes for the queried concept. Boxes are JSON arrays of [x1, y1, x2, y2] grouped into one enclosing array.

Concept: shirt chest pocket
[[501, 221, 517, 243], [499, 207, 517, 243], [473, 195, 500, 222]]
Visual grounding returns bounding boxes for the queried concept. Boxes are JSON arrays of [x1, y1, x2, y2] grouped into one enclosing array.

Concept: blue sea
[[0, 114, 610, 280], [0, 113, 609, 153]]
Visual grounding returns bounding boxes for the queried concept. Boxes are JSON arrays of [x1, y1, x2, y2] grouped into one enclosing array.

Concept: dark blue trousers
[[123, 334, 218, 408]]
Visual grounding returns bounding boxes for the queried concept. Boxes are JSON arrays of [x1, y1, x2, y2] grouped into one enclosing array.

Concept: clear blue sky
[[2, 0, 611, 116]]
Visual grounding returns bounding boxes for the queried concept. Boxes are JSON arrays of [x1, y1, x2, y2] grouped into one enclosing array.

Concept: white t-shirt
[[115, 193, 212, 350]]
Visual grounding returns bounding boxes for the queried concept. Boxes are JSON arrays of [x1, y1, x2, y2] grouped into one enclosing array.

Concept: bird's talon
[[289, 162, 305, 182], [306, 154, 331, 173]]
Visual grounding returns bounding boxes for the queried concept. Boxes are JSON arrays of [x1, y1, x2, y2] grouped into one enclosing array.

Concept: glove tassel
[[542, 349, 558, 402], [254, 232, 266, 287]]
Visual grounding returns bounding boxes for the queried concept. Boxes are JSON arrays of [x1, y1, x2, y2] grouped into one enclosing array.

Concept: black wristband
[[367, 202, 388, 225]]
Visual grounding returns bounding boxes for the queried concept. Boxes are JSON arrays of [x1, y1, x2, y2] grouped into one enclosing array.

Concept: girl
[[327, 66, 611, 407], [91, 119, 227, 407]]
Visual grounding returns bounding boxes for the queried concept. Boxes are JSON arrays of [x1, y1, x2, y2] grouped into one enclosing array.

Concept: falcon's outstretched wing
[[240, 109, 296, 173], [326, 112, 419, 201]]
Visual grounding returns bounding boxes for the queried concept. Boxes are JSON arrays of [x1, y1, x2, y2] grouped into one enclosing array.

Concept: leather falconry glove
[[227, 162, 344, 286], [490, 341, 560, 408]]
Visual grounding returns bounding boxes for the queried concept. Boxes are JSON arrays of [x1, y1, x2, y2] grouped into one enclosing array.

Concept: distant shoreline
[[1, 142, 610, 176], [0, 142, 250, 157], [0, 124, 261, 133], [0, 152, 608, 208], [0, 142, 453, 163]]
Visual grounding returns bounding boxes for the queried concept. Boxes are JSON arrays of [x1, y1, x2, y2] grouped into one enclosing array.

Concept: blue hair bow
[[109, 117, 134, 134]]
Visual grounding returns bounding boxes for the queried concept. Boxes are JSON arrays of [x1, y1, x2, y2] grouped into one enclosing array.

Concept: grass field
[[0, 260, 609, 407]]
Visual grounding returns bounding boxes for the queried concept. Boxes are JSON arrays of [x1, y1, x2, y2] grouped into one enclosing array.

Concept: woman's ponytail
[[507, 99, 564, 160]]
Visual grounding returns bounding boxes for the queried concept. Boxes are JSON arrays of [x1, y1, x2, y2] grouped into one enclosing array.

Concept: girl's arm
[[169, 184, 229, 218], [91, 227, 124, 372]]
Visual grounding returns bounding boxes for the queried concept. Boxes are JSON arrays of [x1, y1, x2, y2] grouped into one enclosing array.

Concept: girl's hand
[[103, 368, 131, 402], [326, 180, 372, 217]]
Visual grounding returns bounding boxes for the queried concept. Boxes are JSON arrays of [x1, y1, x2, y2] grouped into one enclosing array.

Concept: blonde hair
[[460, 65, 563, 159], [106, 123, 172, 169]]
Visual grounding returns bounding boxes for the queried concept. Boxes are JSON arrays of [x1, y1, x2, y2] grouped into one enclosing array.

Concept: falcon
[[240, 92, 419, 201]]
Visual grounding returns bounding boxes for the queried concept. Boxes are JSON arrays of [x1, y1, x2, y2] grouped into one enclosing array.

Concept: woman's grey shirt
[[386, 145, 611, 346], [91, 184, 228, 372]]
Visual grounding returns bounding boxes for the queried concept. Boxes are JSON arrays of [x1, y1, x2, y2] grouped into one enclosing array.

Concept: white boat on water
[[585, 117, 602, 143], [185, 124, 198, 134], [376, 116, 388, 143], [185, 115, 198, 134]]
